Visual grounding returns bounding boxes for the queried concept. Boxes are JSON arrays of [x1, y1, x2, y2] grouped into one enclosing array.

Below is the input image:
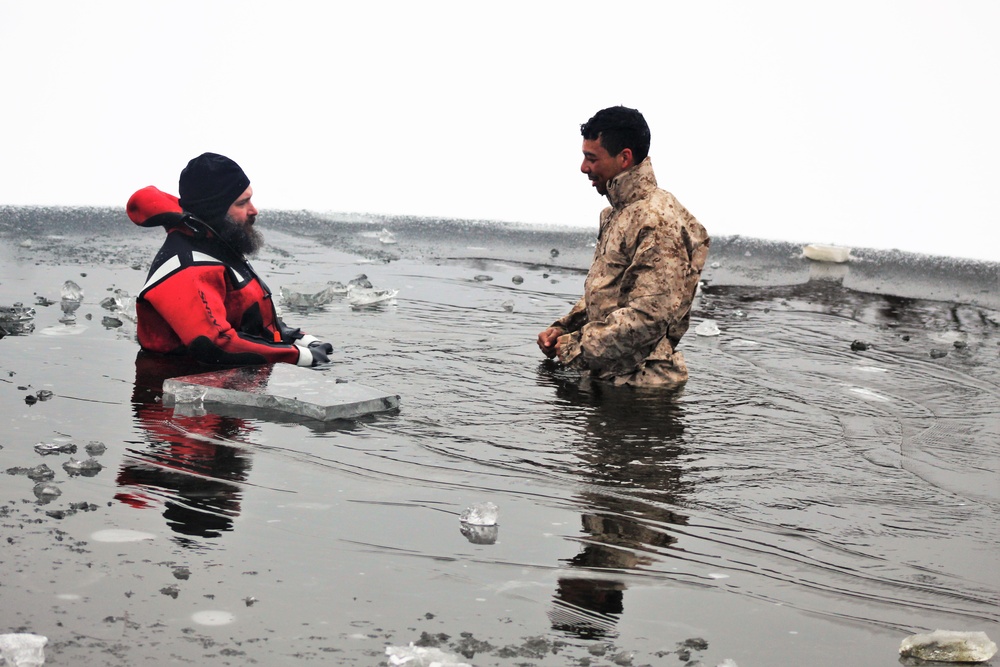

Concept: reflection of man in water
[[116, 355, 265, 542], [548, 383, 691, 639], [131, 152, 332, 367], [537, 106, 710, 386]]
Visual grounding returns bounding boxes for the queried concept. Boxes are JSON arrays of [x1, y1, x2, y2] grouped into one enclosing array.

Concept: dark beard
[[216, 215, 264, 257]]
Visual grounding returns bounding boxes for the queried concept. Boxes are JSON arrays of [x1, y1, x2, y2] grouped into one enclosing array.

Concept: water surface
[[0, 208, 997, 666]]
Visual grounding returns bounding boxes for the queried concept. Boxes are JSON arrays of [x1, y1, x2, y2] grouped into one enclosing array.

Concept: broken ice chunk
[[695, 319, 721, 337], [899, 629, 997, 663], [377, 228, 397, 244], [348, 288, 397, 307], [385, 643, 471, 667], [34, 442, 77, 456], [0, 633, 47, 667], [280, 281, 348, 308], [62, 457, 104, 476], [61, 280, 84, 302], [0, 303, 35, 322], [460, 501, 498, 526]]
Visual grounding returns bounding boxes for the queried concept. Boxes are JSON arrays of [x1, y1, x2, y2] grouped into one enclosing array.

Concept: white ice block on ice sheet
[[163, 364, 399, 421], [803, 243, 851, 263]]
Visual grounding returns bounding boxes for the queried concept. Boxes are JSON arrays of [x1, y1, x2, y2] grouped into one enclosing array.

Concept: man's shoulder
[[151, 231, 227, 270]]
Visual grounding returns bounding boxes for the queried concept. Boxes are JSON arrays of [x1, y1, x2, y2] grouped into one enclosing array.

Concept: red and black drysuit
[[137, 223, 319, 366]]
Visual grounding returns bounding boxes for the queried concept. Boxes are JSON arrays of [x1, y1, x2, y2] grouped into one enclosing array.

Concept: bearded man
[[133, 152, 332, 367]]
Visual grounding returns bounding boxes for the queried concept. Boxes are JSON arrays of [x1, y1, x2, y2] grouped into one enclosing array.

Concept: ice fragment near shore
[[385, 643, 471, 667], [803, 243, 851, 263], [378, 228, 397, 244], [460, 501, 499, 526], [899, 630, 997, 663], [695, 319, 721, 336], [0, 633, 48, 667]]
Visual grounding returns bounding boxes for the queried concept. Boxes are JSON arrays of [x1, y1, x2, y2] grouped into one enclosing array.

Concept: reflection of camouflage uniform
[[554, 158, 709, 386]]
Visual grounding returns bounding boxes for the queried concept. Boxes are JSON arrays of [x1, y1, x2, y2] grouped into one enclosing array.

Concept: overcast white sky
[[2, 1, 998, 261]]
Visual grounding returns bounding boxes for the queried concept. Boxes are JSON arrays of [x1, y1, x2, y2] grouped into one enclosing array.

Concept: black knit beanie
[[178, 153, 251, 222]]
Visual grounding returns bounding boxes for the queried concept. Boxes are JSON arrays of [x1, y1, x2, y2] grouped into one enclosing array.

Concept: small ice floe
[[899, 629, 997, 663], [60, 280, 84, 302], [191, 610, 235, 626], [377, 228, 397, 244], [803, 243, 851, 263], [19, 239, 33, 248], [0, 633, 47, 667], [90, 529, 156, 543], [501, 300, 514, 313], [473, 274, 493, 282], [385, 643, 471, 667], [348, 288, 398, 307], [695, 319, 721, 337], [460, 501, 498, 526]]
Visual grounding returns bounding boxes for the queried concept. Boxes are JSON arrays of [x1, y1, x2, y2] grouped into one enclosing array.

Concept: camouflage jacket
[[554, 157, 710, 386]]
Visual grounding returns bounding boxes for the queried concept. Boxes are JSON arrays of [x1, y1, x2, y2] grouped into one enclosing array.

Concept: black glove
[[308, 341, 332, 366]]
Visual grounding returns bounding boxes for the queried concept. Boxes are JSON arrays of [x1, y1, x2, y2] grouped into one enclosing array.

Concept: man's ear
[[618, 147, 635, 170]]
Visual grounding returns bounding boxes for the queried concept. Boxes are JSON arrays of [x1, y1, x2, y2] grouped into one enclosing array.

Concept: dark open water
[[0, 207, 998, 666]]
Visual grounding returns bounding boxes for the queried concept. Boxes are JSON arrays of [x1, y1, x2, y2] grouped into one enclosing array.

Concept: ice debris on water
[[0, 633, 47, 667], [385, 643, 471, 667], [803, 243, 851, 263], [377, 228, 397, 244], [899, 630, 997, 663], [502, 300, 514, 313], [60, 280, 84, 302], [62, 457, 103, 476], [460, 501, 498, 526], [695, 319, 721, 336], [34, 442, 77, 456], [0, 303, 36, 322]]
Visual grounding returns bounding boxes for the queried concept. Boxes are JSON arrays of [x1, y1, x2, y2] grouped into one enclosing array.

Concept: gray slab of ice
[[162, 365, 399, 421]]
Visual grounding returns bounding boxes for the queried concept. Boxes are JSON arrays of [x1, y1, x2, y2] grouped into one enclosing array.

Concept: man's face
[[219, 186, 263, 256], [226, 186, 258, 226], [581, 137, 630, 196]]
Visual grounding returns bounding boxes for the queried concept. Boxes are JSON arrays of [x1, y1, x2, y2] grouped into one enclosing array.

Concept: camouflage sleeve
[[552, 296, 588, 333], [559, 220, 699, 376]]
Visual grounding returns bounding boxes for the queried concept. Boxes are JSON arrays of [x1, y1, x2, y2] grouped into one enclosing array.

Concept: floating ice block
[[163, 365, 399, 421]]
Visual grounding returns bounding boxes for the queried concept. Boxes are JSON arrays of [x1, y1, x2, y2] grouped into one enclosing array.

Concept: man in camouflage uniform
[[537, 106, 710, 386]]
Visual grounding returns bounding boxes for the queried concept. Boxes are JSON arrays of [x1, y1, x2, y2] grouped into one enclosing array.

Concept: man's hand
[[537, 327, 564, 359]]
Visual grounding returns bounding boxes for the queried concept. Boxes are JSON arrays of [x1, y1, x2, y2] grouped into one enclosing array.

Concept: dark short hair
[[580, 106, 651, 163]]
